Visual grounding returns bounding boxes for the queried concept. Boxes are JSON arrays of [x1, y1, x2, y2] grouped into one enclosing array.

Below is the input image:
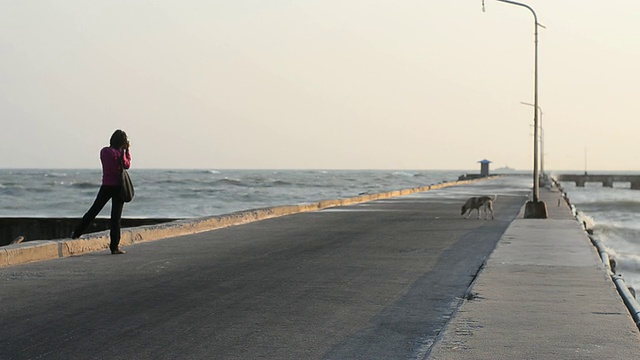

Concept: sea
[[1, 168, 638, 290], [0, 169, 464, 219]]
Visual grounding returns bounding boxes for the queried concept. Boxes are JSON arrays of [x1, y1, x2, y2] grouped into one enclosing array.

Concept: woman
[[72, 129, 132, 254]]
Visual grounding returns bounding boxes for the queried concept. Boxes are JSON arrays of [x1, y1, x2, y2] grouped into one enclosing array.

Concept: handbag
[[119, 153, 135, 203]]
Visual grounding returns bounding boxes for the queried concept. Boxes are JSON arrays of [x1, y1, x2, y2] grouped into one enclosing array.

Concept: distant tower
[[479, 159, 491, 177]]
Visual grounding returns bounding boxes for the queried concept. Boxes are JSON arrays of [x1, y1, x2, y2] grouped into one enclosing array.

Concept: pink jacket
[[100, 147, 131, 186]]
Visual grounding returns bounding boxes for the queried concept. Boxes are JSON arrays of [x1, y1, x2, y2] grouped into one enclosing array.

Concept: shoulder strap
[[119, 151, 125, 173]]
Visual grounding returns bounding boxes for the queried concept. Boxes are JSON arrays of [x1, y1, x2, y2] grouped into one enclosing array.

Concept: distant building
[[479, 159, 491, 177], [458, 159, 492, 181]]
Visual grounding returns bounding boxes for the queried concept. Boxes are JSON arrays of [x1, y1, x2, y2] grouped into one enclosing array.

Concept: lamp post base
[[524, 200, 548, 219]]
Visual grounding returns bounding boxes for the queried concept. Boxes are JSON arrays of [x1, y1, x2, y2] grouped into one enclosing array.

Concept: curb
[[0, 176, 497, 268]]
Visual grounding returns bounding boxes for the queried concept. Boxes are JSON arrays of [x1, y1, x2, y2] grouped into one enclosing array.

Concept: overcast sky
[[1, 1, 638, 170]]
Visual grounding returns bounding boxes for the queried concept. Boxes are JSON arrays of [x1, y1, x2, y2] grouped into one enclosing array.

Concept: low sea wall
[[0, 218, 179, 247]]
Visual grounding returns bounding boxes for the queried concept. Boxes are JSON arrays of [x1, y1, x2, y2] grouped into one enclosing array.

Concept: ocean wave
[[594, 219, 640, 232], [213, 178, 245, 187], [593, 223, 640, 259], [172, 190, 218, 199], [71, 182, 100, 189], [392, 171, 418, 178], [578, 200, 640, 213], [606, 249, 640, 290], [0, 189, 22, 198], [271, 180, 293, 186], [576, 212, 595, 230], [44, 172, 69, 178], [0, 182, 25, 189], [155, 178, 208, 186], [608, 250, 640, 272], [31, 187, 55, 193]]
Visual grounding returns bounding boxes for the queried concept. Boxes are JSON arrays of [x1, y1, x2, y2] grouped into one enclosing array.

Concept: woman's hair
[[109, 129, 128, 149]]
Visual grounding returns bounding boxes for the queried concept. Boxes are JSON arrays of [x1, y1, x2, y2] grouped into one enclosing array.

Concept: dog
[[461, 195, 497, 220]]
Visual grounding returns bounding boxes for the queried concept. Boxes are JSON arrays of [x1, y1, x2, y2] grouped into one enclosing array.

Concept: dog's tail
[[492, 195, 497, 202]]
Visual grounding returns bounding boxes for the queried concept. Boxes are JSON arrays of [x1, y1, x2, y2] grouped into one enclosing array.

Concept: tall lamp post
[[520, 101, 544, 180], [484, 0, 547, 218]]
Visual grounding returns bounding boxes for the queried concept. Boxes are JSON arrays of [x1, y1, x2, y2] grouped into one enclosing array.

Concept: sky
[[1, 0, 638, 171]]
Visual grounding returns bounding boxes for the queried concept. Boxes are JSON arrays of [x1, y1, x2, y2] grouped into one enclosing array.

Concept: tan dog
[[461, 195, 496, 219]]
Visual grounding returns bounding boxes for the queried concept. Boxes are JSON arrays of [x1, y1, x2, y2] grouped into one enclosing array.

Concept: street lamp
[[483, 0, 548, 218], [520, 101, 544, 179]]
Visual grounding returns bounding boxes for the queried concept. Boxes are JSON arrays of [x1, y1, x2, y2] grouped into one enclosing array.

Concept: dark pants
[[73, 185, 124, 251]]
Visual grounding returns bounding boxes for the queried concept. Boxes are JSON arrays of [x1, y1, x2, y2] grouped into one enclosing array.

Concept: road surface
[[0, 178, 530, 359]]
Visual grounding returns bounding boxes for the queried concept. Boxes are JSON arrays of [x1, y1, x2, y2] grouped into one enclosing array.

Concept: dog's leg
[[476, 208, 481, 219], [488, 202, 494, 219]]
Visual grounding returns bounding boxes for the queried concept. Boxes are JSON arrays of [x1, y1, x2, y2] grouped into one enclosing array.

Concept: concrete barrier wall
[[0, 176, 496, 268], [0, 218, 179, 246]]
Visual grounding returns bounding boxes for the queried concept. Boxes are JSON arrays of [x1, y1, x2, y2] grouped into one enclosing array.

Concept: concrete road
[[0, 178, 530, 360]]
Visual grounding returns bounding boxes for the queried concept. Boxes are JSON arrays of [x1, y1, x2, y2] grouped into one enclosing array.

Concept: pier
[[556, 173, 640, 189], [1, 177, 639, 359]]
